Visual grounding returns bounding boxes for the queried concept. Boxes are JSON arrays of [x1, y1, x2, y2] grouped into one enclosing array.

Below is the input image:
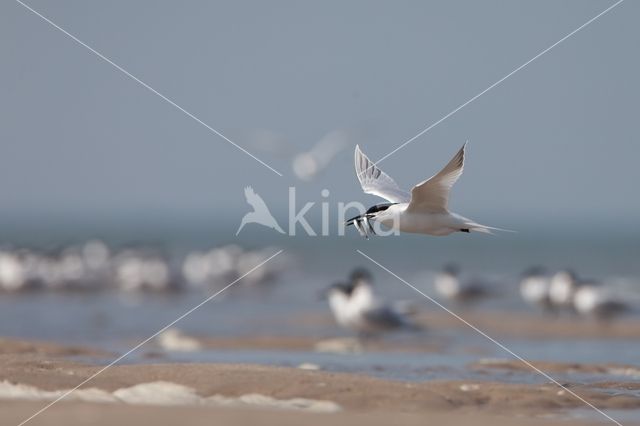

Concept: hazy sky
[[1, 0, 638, 234]]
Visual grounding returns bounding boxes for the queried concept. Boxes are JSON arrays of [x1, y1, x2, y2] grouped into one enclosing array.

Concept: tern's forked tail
[[464, 221, 516, 235]]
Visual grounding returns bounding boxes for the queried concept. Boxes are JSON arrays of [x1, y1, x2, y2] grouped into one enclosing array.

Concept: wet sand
[[291, 310, 640, 340], [150, 308, 640, 356], [0, 338, 111, 358], [416, 311, 640, 339], [0, 400, 609, 426], [0, 338, 639, 425], [471, 358, 640, 377], [196, 335, 445, 354]]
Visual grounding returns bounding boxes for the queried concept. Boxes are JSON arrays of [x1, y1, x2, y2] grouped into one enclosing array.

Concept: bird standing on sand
[[324, 268, 419, 337], [519, 267, 553, 311], [236, 186, 285, 235], [346, 144, 510, 238], [573, 285, 629, 322], [548, 270, 581, 310], [434, 264, 489, 305]]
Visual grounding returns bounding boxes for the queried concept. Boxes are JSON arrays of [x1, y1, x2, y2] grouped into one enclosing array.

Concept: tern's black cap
[[349, 267, 373, 283]]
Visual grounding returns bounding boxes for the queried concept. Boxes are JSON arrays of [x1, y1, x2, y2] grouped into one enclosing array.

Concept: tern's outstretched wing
[[354, 145, 410, 203], [407, 143, 466, 213]]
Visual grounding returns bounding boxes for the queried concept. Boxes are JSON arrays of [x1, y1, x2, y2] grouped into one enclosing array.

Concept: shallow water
[[4, 288, 640, 385]]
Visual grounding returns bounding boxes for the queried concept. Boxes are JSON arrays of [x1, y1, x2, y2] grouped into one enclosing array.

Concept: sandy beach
[[0, 337, 638, 426], [286, 310, 640, 340], [0, 400, 608, 426], [3, 284, 640, 426]]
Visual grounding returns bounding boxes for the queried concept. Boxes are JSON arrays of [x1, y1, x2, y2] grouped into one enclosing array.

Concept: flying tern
[[346, 143, 509, 237]]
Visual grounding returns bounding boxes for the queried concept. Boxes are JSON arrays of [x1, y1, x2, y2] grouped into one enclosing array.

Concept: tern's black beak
[[345, 215, 360, 227], [346, 215, 372, 239]]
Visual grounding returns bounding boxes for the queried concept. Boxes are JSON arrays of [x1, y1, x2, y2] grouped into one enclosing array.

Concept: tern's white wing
[[407, 143, 466, 213], [354, 145, 410, 203]]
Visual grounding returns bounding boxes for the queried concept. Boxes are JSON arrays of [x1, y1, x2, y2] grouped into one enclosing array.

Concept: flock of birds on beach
[[433, 263, 630, 320], [0, 241, 287, 294], [0, 240, 635, 336], [441, 264, 633, 321], [323, 265, 635, 337], [518, 267, 630, 320]]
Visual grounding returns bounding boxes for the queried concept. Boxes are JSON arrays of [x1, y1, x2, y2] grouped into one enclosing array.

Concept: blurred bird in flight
[[247, 128, 350, 181]]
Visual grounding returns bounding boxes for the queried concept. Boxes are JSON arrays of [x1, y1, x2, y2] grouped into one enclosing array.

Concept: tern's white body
[[327, 290, 352, 328], [549, 270, 579, 308], [520, 273, 552, 310], [327, 281, 416, 336], [348, 143, 508, 237], [433, 266, 489, 303], [349, 279, 376, 310], [327, 284, 387, 334], [573, 285, 628, 320], [434, 271, 461, 300], [377, 205, 476, 236], [433, 273, 463, 299]]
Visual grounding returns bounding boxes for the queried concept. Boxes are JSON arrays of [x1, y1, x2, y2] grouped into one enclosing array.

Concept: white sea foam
[[0, 381, 116, 403], [208, 393, 341, 412], [297, 363, 321, 371], [113, 382, 204, 405], [0, 380, 341, 412]]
